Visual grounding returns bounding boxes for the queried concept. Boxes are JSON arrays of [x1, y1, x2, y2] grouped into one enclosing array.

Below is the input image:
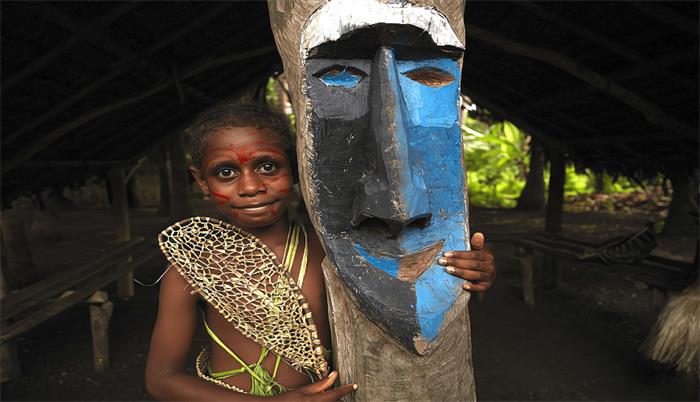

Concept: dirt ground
[[1, 203, 698, 401]]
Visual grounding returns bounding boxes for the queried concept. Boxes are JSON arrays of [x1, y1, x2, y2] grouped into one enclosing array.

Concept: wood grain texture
[[323, 259, 476, 402]]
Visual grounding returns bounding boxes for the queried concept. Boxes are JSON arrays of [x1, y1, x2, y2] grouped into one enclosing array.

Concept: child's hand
[[276, 371, 356, 402], [438, 232, 496, 293]]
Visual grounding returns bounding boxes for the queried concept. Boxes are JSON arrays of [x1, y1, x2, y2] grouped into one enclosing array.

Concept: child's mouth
[[234, 200, 277, 212]]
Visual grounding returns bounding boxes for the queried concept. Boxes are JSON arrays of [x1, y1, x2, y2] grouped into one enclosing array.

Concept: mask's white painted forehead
[[302, 0, 463, 52]]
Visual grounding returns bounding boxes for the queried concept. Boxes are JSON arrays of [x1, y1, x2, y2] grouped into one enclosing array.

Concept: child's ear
[[189, 166, 210, 195]]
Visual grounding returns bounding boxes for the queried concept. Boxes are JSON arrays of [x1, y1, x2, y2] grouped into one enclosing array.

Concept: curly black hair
[[186, 101, 293, 168]]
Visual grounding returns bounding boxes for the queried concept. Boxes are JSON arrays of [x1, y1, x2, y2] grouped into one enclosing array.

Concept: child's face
[[190, 127, 294, 229]]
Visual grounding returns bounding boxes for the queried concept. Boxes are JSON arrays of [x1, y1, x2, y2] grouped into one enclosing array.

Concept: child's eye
[[216, 168, 237, 179], [257, 162, 278, 175]]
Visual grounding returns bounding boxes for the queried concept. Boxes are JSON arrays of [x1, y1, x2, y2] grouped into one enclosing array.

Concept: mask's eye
[[314, 65, 367, 88], [403, 67, 454, 87], [256, 162, 278, 175], [216, 168, 237, 179]]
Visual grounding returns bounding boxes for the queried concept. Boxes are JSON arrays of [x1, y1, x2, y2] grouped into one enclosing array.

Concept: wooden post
[[545, 150, 565, 288], [516, 139, 545, 211], [168, 133, 191, 219], [1, 210, 36, 288], [1, 245, 22, 383], [323, 260, 476, 401], [517, 246, 535, 306], [107, 168, 134, 298], [155, 147, 172, 217], [88, 290, 114, 372]]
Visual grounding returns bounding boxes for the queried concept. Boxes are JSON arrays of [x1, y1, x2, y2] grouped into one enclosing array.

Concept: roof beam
[[513, 2, 696, 91], [630, 2, 698, 35], [467, 24, 697, 141], [2, 2, 139, 91], [2, 2, 233, 147], [28, 3, 215, 102], [2, 45, 276, 174], [461, 80, 572, 154], [520, 50, 697, 113], [512, 1, 642, 61]]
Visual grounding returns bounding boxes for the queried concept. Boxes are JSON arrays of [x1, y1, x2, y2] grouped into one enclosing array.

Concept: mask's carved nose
[[351, 47, 431, 236]]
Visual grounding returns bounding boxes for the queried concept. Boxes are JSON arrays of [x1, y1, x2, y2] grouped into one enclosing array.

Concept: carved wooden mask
[[269, 0, 468, 354]]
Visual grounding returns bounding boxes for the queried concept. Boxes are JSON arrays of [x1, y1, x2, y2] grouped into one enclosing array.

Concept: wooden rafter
[[2, 45, 276, 174], [467, 24, 697, 140], [512, 1, 696, 92], [461, 80, 572, 154], [2, 2, 233, 147], [631, 2, 698, 35], [520, 50, 697, 113], [1, 2, 139, 91]]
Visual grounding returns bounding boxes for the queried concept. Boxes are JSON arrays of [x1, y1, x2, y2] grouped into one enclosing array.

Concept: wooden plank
[[2, 238, 144, 320], [1, 247, 159, 344]]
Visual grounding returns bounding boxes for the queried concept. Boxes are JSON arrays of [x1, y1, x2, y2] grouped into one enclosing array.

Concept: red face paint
[[198, 127, 294, 229]]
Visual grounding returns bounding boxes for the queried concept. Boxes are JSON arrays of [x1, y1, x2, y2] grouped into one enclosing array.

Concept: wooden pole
[[106, 169, 134, 298], [323, 260, 476, 401], [545, 150, 566, 288], [168, 133, 191, 219], [155, 147, 172, 217]]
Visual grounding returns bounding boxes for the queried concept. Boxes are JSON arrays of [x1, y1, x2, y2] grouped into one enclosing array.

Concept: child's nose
[[238, 172, 266, 197]]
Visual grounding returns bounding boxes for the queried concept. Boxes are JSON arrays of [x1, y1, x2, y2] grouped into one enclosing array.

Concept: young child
[[145, 102, 496, 401]]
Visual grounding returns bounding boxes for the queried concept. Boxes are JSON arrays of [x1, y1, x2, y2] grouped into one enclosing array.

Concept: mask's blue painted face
[[304, 31, 467, 353]]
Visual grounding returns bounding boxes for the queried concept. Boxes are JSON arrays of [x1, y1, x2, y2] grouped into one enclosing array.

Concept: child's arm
[[145, 267, 356, 401], [438, 232, 496, 292]]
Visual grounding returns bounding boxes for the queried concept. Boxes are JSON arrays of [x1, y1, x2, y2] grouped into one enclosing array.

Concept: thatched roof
[[2, 1, 697, 205]]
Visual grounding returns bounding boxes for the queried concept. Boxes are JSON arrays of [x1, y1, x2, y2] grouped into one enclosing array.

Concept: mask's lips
[[354, 239, 445, 282], [396, 240, 445, 282]]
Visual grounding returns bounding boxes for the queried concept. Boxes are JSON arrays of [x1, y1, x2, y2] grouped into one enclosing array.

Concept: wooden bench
[[0, 237, 160, 381], [515, 233, 697, 306]]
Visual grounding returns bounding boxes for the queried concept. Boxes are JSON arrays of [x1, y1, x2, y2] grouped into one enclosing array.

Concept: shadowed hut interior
[[1, 1, 697, 400]]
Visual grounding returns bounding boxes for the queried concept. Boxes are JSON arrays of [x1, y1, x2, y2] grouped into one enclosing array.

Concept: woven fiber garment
[[158, 216, 328, 378]]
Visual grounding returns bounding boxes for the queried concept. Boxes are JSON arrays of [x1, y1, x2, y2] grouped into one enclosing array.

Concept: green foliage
[[462, 116, 528, 208], [463, 114, 644, 208]]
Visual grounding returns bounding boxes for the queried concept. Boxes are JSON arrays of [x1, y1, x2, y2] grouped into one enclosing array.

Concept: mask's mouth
[[354, 240, 445, 282]]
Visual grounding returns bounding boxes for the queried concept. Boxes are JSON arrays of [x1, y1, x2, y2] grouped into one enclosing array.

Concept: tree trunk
[[545, 150, 566, 233], [323, 260, 476, 402], [516, 139, 545, 210], [661, 174, 697, 236]]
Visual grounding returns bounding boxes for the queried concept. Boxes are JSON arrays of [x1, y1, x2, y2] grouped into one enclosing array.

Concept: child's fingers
[[301, 371, 337, 394], [463, 282, 489, 293], [440, 250, 494, 262], [443, 266, 493, 282], [470, 232, 485, 250], [318, 383, 357, 401]]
